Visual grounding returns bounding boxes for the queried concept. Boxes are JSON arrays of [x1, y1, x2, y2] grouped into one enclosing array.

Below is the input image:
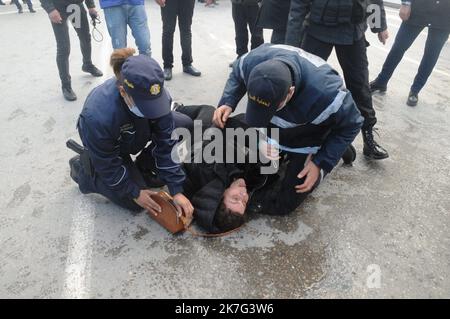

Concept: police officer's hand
[[295, 157, 320, 193], [134, 190, 162, 216], [173, 193, 194, 220], [213, 105, 233, 129], [399, 4, 411, 21], [49, 9, 63, 24], [378, 30, 389, 45], [155, 0, 166, 7]]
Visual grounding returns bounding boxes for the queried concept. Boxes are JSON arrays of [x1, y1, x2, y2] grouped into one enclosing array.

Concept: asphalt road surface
[[0, 1, 449, 298]]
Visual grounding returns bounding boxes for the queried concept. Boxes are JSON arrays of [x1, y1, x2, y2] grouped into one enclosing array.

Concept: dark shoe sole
[[82, 70, 103, 77], [63, 93, 77, 101], [69, 155, 81, 184], [363, 149, 389, 160], [183, 71, 201, 77], [342, 145, 357, 164], [407, 99, 418, 107]]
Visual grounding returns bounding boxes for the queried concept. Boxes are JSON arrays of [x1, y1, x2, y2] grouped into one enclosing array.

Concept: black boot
[[362, 128, 389, 160], [407, 91, 419, 107], [164, 68, 172, 81], [369, 80, 387, 94], [183, 65, 201, 77], [82, 64, 103, 77], [69, 155, 82, 184], [342, 144, 357, 164], [62, 85, 77, 101]]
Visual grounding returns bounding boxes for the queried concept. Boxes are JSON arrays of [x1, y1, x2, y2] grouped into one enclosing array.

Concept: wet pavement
[[0, 1, 449, 298]]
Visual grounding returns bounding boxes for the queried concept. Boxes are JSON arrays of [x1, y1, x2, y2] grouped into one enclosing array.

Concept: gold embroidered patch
[[249, 94, 271, 107], [150, 84, 161, 95], [124, 79, 134, 89]]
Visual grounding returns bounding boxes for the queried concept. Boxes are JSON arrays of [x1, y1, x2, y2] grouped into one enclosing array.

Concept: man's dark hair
[[213, 202, 247, 233]]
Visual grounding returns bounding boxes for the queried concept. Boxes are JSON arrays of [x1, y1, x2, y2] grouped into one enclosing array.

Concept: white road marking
[[62, 197, 95, 299], [62, 30, 110, 299], [0, 8, 43, 15]]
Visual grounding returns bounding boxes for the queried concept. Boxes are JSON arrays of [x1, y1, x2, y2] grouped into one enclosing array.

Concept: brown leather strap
[[184, 224, 244, 238]]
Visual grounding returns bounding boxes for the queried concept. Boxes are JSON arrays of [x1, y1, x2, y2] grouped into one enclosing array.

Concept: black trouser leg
[[301, 33, 333, 60], [246, 5, 264, 50], [178, 0, 195, 66], [161, 0, 178, 69], [12, 0, 22, 11], [232, 3, 249, 57], [70, 4, 93, 67], [270, 29, 286, 44], [259, 153, 317, 215], [25, 0, 32, 10], [335, 37, 376, 129], [51, 10, 72, 87]]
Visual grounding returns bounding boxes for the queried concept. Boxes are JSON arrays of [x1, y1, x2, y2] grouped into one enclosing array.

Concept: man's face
[[222, 178, 249, 216]]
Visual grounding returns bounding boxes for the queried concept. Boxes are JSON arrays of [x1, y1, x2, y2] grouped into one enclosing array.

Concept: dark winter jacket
[[285, 0, 388, 46], [257, 0, 291, 30], [77, 78, 186, 199], [182, 118, 292, 234], [405, 0, 450, 31], [40, 0, 95, 13], [218, 43, 363, 173]]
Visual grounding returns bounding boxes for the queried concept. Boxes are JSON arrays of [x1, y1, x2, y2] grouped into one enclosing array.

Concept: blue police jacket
[[219, 43, 364, 173], [77, 78, 185, 199]]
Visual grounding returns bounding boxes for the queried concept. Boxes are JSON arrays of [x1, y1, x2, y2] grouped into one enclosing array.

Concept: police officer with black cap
[[68, 49, 194, 217], [213, 44, 363, 195]]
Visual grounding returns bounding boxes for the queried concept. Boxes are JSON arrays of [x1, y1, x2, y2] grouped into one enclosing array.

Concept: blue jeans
[[104, 4, 151, 56], [375, 22, 449, 94]]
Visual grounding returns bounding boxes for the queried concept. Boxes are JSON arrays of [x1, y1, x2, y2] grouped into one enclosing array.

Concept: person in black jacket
[[285, 0, 390, 160], [370, 0, 450, 107], [155, 0, 202, 81], [40, 0, 103, 101], [230, 0, 264, 65], [256, 0, 291, 44], [68, 48, 194, 218], [176, 104, 357, 234]]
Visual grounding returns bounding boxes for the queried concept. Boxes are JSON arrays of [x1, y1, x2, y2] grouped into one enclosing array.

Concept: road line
[[0, 8, 43, 15], [61, 27, 111, 299], [62, 196, 95, 299]]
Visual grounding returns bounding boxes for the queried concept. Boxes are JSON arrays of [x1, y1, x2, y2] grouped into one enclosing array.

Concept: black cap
[[245, 60, 292, 127], [121, 55, 171, 119]]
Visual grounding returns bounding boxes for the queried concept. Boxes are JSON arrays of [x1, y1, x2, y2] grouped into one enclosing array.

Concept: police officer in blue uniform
[[213, 44, 363, 200], [68, 49, 194, 217]]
